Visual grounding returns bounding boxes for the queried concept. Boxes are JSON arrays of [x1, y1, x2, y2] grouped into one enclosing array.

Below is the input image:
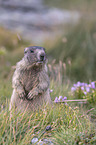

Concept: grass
[[48, 20, 96, 82], [0, 94, 95, 144], [44, 0, 96, 12], [0, 64, 96, 144], [44, 0, 96, 82], [0, 9, 96, 144]]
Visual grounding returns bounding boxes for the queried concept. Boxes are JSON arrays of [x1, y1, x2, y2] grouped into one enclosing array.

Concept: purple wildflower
[[71, 81, 95, 96], [86, 87, 90, 92], [84, 83, 88, 87], [81, 83, 85, 86], [81, 86, 84, 91], [91, 82, 95, 89], [64, 96, 67, 100], [71, 87, 76, 92], [84, 91, 87, 95], [62, 96, 67, 101], [58, 96, 63, 101], [88, 84, 91, 88], [54, 97, 58, 103], [77, 81, 81, 87], [50, 89, 53, 93], [73, 84, 77, 87]]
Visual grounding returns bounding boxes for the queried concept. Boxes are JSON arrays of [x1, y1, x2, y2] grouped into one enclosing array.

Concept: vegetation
[[45, 0, 96, 12], [0, 1, 96, 144], [0, 100, 95, 145], [48, 20, 96, 82], [0, 39, 96, 144]]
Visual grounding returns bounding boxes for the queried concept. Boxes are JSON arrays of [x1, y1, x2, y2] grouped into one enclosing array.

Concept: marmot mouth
[[36, 61, 44, 66], [37, 61, 43, 64], [29, 61, 44, 66], [26, 59, 46, 68]]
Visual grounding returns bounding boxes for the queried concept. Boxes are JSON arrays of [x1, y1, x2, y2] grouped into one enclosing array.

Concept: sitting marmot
[[10, 46, 52, 112]]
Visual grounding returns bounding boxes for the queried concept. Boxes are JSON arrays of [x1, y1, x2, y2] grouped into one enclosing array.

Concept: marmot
[[10, 46, 52, 112]]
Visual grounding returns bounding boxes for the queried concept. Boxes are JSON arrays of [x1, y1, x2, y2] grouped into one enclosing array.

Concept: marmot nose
[[40, 53, 45, 61]]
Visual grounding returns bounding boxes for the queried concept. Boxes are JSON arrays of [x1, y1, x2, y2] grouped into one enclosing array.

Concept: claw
[[27, 91, 38, 100], [27, 92, 33, 100], [19, 92, 25, 100]]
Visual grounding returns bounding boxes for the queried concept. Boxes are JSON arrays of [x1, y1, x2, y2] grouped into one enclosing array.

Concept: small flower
[[86, 87, 90, 92], [81, 83, 85, 86], [77, 81, 81, 87], [81, 86, 84, 91], [84, 91, 87, 95], [84, 83, 88, 87], [91, 82, 95, 89], [54, 97, 58, 103], [58, 96, 63, 101], [62, 96, 67, 101], [50, 89, 53, 93], [64, 96, 67, 100], [71, 87, 76, 92], [73, 84, 77, 87], [88, 84, 91, 88]]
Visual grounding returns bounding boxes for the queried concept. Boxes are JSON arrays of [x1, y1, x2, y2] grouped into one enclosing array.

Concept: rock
[[46, 125, 52, 131], [31, 137, 38, 144], [31, 138, 54, 145], [0, 0, 43, 10], [0, 0, 81, 43], [37, 139, 54, 145], [37, 140, 44, 145]]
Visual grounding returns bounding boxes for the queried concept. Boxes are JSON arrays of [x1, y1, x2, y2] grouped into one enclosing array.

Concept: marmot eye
[[24, 51, 27, 54], [30, 50, 34, 53]]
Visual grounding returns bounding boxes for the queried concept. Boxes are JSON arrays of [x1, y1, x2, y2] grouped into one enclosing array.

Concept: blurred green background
[[0, 0, 96, 82], [0, 2, 96, 144]]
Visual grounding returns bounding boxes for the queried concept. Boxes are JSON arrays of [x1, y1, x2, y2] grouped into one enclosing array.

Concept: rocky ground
[[0, 0, 80, 43]]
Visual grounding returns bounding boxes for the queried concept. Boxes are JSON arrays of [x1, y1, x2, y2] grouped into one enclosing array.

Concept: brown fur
[[10, 46, 52, 112]]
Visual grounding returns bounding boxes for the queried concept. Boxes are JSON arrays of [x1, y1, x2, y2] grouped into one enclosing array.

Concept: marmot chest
[[21, 68, 39, 92]]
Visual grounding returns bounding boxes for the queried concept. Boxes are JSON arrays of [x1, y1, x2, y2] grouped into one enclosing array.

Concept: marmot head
[[24, 46, 47, 66]]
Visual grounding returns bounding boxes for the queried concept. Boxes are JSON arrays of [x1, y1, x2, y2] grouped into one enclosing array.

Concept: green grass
[[44, 0, 96, 12], [0, 27, 29, 51], [44, 0, 96, 82], [0, 72, 96, 144], [48, 20, 96, 82], [0, 97, 95, 145], [0, 15, 96, 144]]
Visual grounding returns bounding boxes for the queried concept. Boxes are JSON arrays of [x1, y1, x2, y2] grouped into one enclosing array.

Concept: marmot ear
[[24, 47, 28, 54], [24, 48, 26, 54], [43, 47, 45, 51]]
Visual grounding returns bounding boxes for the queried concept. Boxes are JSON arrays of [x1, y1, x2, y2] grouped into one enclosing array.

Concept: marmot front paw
[[27, 91, 38, 100], [19, 92, 26, 100]]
